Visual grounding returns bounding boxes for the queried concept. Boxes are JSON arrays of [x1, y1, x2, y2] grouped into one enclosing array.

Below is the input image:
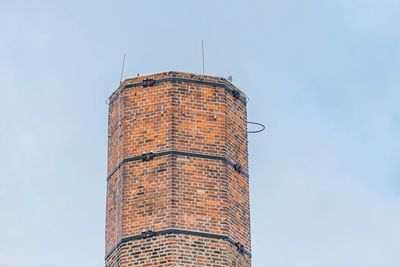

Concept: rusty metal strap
[[106, 150, 249, 180], [105, 228, 252, 260], [108, 77, 247, 105]]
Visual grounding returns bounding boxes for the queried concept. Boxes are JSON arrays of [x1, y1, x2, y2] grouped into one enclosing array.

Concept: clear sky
[[1, 1, 399, 266]]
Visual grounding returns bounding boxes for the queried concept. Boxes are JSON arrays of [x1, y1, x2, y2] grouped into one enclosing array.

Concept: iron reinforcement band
[[106, 150, 249, 180], [108, 76, 247, 105], [105, 228, 252, 260]]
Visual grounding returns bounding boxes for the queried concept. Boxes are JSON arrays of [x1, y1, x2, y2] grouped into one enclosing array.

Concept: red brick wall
[[105, 72, 251, 266]]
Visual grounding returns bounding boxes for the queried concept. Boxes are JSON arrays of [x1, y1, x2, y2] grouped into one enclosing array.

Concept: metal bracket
[[141, 229, 155, 238], [232, 90, 241, 99], [234, 163, 242, 173], [235, 242, 245, 254], [142, 78, 155, 87], [142, 151, 155, 161]]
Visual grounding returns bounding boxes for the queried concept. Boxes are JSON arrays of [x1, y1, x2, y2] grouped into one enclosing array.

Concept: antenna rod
[[120, 53, 126, 84], [202, 40, 205, 75]]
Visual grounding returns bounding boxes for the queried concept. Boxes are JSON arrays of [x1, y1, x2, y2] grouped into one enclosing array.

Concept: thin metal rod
[[119, 53, 126, 84], [202, 40, 205, 75]]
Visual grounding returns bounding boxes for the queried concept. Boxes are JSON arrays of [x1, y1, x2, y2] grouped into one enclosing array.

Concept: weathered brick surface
[[123, 82, 172, 158], [122, 158, 172, 236], [227, 166, 251, 249], [170, 155, 229, 234], [105, 168, 123, 253], [106, 71, 251, 266]]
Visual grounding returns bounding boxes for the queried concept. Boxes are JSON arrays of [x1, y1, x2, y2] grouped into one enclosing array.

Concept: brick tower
[[105, 71, 251, 266]]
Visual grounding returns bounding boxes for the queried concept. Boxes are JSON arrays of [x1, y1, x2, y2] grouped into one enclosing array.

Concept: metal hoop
[[247, 121, 265, 133]]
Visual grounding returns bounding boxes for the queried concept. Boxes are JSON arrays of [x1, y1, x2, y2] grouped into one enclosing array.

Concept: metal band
[[108, 76, 247, 105], [105, 228, 252, 260], [106, 150, 249, 180]]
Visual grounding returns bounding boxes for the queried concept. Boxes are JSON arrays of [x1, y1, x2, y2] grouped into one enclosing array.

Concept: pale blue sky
[[1, 1, 399, 266]]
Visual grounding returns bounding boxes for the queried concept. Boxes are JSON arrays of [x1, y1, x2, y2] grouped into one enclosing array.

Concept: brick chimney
[[105, 71, 251, 266]]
